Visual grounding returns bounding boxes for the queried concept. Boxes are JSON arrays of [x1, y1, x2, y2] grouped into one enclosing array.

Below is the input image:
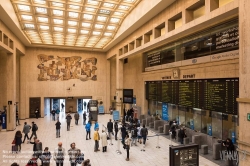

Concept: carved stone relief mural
[[37, 54, 97, 81]]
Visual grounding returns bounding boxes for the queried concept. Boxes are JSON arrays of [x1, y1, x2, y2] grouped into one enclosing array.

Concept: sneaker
[[126, 158, 129, 161]]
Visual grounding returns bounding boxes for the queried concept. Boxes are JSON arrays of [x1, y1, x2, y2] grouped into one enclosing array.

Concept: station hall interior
[[1, 0, 250, 165]]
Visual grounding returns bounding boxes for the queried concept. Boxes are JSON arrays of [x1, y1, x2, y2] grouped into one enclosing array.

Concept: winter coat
[[74, 113, 79, 120], [93, 131, 100, 141], [107, 122, 113, 132], [68, 148, 80, 162], [140, 127, 148, 137], [54, 147, 65, 160], [23, 124, 31, 134], [94, 123, 99, 131], [114, 123, 118, 132], [55, 121, 61, 129], [121, 126, 127, 138], [32, 124, 38, 132], [15, 135, 22, 146], [85, 123, 91, 131], [100, 132, 108, 147], [66, 115, 72, 123]]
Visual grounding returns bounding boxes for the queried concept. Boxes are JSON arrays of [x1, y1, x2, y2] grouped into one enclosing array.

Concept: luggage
[[12, 145, 17, 153]]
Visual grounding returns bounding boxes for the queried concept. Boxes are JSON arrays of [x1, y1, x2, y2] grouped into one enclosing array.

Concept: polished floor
[[0, 110, 219, 166]]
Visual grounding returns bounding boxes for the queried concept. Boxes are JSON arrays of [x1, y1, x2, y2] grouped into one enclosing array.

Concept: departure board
[[146, 78, 239, 114], [204, 78, 239, 114], [162, 81, 179, 104]]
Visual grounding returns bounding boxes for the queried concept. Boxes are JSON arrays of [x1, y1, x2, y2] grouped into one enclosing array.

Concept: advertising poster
[[98, 105, 104, 114], [162, 102, 169, 121], [113, 111, 120, 121]]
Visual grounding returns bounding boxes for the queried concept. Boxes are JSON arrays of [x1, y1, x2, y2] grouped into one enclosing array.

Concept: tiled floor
[[0, 110, 219, 166]]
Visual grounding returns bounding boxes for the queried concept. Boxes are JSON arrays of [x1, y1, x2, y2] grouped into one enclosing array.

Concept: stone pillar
[[238, 1, 250, 165], [106, 59, 111, 114], [116, 55, 123, 118], [6, 52, 16, 131]]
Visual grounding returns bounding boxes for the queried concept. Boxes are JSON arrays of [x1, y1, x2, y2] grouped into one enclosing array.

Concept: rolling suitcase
[[12, 145, 17, 153]]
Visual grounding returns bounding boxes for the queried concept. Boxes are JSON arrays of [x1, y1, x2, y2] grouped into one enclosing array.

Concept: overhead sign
[[162, 102, 169, 121]]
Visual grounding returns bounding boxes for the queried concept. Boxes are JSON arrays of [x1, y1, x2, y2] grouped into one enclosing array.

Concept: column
[[238, 0, 250, 165], [116, 55, 123, 118], [6, 51, 16, 131], [106, 59, 111, 114]]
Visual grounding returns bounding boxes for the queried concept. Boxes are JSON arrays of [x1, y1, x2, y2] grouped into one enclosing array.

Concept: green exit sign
[[248, 113, 250, 121]]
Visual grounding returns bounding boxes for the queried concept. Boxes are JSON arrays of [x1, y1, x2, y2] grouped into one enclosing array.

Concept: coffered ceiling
[[10, 0, 142, 49]]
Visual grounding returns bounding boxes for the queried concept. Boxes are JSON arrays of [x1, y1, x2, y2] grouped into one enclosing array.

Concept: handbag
[[106, 133, 110, 140], [12, 140, 16, 144]]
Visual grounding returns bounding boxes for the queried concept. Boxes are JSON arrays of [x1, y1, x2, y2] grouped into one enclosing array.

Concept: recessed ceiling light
[[82, 22, 91, 27], [25, 24, 35, 29], [103, 2, 115, 8], [114, 12, 124, 16], [107, 25, 116, 30], [38, 17, 48, 23], [69, 5, 80, 10], [52, 2, 64, 7], [54, 27, 63, 32], [34, 0, 46, 4], [83, 14, 93, 20], [36, 7, 47, 14], [110, 18, 120, 23], [68, 21, 77, 26], [93, 31, 101, 35], [21, 15, 33, 20], [68, 29, 76, 33], [119, 5, 129, 10], [17, 5, 30, 12], [85, 7, 96, 12], [53, 10, 63, 16], [69, 0, 82, 3], [40, 25, 49, 30], [95, 24, 104, 29], [87, 0, 99, 5], [81, 30, 89, 34], [100, 9, 110, 15], [123, 0, 135, 3], [104, 32, 112, 36], [97, 16, 107, 22], [69, 12, 79, 18], [53, 19, 63, 24]]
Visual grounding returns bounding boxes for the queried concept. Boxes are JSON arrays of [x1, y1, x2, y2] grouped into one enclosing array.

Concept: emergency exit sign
[[247, 113, 250, 121]]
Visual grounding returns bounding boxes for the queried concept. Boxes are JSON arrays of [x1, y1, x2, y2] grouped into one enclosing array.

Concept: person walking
[[114, 121, 118, 140], [68, 142, 81, 166], [55, 119, 61, 138], [178, 127, 186, 144], [16, 108, 20, 126], [137, 125, 142, 144], [22, 122, 31, 143], [100, 130, 108, 152], [61, 103, 64, 111], [94, 128, 100, 152], [54, 142, 65, 166], [107, 119, 113, 145], [74, 112, 79, 125], [83, 111, 87, 125], [140, 124, 148, 148], [85, 121, 91, 140], [14, 130, 22, 152], [121, 124, 127, 145], [66, 113, 72, 131], [35, 108, 39, 119], [131, 125, 138, 146], [83, 101, 87, 110], [51, 110, 56, 121], [41, 147, 51, 166], [170, 122, 177, 140], [94, 121, 99, 131], [125, 134, 131, 161], [56, 108, 60, 120], [30, 122, 38, 140]]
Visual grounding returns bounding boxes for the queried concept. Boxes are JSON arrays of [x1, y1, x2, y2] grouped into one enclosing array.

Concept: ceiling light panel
[[12, 0, 143, 48]]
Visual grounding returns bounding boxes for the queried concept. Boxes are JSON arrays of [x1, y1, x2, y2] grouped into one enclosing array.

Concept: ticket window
[[211, 111, 223, 139]]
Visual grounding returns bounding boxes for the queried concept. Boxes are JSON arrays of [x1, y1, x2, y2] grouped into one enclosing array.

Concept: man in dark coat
[[121, 125, 127, 145], [107, 119, 113, 145], [114, 121, 118, 140], [30, 122, 38, 140]]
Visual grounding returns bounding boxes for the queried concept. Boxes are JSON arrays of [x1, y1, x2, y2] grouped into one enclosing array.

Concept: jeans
[[94, 140, 99, 151], [56, 160, 64, 166], [126, 147, 129, 159], [23, 133, 29, 143], [30, 131, 37, 140], [67, 122, 70, 131], [131, 137, 137, 146], [86, 131, 91, 139], [115, 131, 118, 140], [83, 118, 86, 125], [142, 136, 147, 145], [56, 129, 60, 137]]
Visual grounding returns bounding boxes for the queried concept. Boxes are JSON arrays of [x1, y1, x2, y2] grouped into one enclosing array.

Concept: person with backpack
[[131, 125, 138, 146], [55, 119, 61, 138], [54, 142, 65, 166], [30, 122, 38, 140], [22, 122, 31, 143], [121, 124, 127, 145], [66, 113, 72, 131], [140, 124, 148, 148], [94, 121, 99, 131], [83, 111, 87, 125], [85, 121, 91, 140], [74, 112, 79, 125]]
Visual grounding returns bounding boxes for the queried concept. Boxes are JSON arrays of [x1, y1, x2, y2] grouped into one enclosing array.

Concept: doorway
[[29, 97, 41, 118], [52, 98, 65, 112], [77, 98, 91, 112]]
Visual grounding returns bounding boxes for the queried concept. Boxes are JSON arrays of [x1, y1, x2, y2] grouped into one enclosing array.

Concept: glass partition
[[201, 110, 212, 135], [211, 111, 223, 139]]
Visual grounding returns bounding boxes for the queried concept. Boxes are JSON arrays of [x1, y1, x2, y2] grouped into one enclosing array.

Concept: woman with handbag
[[100, 130, 108, 152], [124, 134, 131, 161], [14, 130, 22, 152]]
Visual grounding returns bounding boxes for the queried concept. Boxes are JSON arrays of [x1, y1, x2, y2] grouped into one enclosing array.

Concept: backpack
[[75, 153, 84, 164], [35, 124, 38, 131]]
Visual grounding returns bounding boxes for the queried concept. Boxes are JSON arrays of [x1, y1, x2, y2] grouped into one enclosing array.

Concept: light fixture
[[38, 17, 48, 23], [68, 21, 77, 26], [83, 14, 93, 20], [17, 4, 30, 11], [119, 5, 129, 10], [100, 9, 110, 15], [54, 27, 63, 32], [25, 24, 35, 29], [21, 15, 33, 20], [53, 19, 63, 24], [69, 12, 79, 18], [81, 30, 89, 34], [34, 0, 46, 4], [52, 2, 63, 7], [114, 12, 124, 16], [97, 16, 107, 22], [82, 22, 91, 27], [104, 33, 112, 36], [93, 31, 101, 35], [103, 2, 115, 8], [53, 10, 63, 16], [68, 29, 76, 33], [87, 0, 99, 5], [40, 25, 49, 30], [85, 7, 96, 12], [95, 24, 104, 29], [69, 5, 80, 10], [107, 26, 116, 30], [110, 18, 120, 23], [36, 7, 47, 14]]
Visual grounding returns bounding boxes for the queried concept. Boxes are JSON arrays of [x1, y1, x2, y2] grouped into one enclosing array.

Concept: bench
[[158, 126, 163, 133], [201, 145, 208, 154]]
